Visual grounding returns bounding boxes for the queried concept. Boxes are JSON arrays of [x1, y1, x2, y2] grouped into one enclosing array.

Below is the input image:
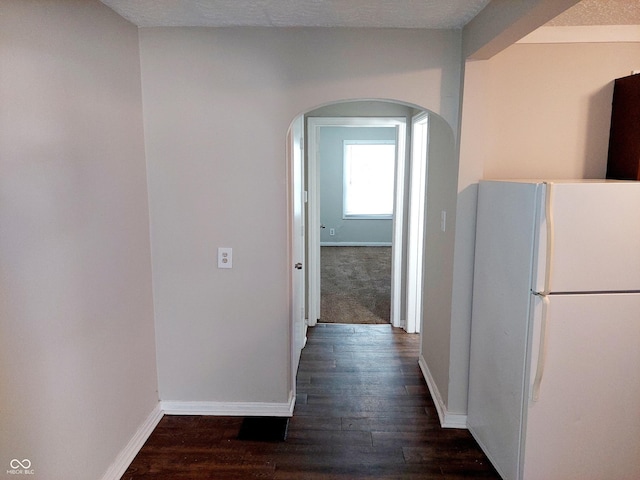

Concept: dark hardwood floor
[[121, 323, 500, 479]]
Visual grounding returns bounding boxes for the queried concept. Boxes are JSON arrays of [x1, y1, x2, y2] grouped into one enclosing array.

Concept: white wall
[[448, 59, 491, 416], [481, 42, 640, 179], [453, 39, 640, 415], [420, 114, 459, 410], [138, 27, 463, 408], [0, 1, 159, 479]]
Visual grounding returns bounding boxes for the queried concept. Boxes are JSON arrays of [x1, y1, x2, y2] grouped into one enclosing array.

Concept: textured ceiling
[[99, 0, 491, 29], [101, 0, 640, 29], [547, 0, 640, 26]]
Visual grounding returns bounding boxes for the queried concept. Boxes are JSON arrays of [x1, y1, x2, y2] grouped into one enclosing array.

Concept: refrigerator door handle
[[532, 294, 550, 402], [533, 182, 553, 400]]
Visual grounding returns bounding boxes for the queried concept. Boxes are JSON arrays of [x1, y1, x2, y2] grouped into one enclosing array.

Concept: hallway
[[122, 324, 499, 479]]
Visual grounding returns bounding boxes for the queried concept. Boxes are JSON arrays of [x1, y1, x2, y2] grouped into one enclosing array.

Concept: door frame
[[405, 112, 429, 333], [306, 117, 407, 328]]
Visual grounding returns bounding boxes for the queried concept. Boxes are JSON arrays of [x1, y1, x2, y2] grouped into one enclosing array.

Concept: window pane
[[344, 143, 395, 217]]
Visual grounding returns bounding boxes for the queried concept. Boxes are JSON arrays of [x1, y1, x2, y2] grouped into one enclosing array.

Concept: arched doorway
[[287, 99, 443, 394]]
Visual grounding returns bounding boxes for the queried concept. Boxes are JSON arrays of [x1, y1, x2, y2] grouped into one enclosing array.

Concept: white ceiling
[[100, 0, 491, 29], [100, 0, 640, 29]]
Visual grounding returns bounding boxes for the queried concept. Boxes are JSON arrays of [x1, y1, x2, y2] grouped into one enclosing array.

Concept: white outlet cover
[[218, 247, 232, 269]]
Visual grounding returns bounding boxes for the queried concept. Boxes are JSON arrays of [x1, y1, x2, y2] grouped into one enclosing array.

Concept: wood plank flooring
[[121, 323, 500, 479]]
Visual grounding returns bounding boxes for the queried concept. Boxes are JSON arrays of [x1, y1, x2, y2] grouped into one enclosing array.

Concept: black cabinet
[[606, 73, 640, 180]]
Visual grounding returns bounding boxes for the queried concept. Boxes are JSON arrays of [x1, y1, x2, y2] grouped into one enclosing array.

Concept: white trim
[[391, 121, 407, 329], [160, 393, 295, 417], [101, 394, 295, 479], [307, 118, 321, 327], [342, 214, 393, 220], [303, 326, 308, 348], [100, 403, 164, 480], [320, 242, 392, 247], [405, 112, 429, 334], [518, 25, 640, 44], [418, 355, 468, 429]]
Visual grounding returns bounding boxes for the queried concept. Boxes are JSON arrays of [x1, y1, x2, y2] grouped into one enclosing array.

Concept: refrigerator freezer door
[[534, 182, 640, 293], [522, 293, 640, 480]]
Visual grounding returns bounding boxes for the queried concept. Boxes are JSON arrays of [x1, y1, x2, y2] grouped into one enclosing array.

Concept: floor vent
[[237, 416, 289, 442]]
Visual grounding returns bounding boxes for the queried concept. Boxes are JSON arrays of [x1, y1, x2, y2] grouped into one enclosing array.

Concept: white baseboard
[[392, 318, 406, 329], [161, 393, 295, 417], [100, 402, 164, 480], [101, 393, 295, 480], [320, 242, 392, 247], [418, 355, 467, 429]]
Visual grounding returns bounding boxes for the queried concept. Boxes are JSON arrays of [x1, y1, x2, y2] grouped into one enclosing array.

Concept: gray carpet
[[320, 246, 391, 324]]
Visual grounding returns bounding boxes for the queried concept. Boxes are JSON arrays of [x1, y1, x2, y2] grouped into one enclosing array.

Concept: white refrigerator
[[467, 180, 640, 480]]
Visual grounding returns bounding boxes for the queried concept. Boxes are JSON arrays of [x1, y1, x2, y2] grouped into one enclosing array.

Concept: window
[[343, 141, 396, 218]]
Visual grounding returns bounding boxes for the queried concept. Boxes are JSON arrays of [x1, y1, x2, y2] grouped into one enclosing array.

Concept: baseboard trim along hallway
[[101, 395, 295, 480], [418, 355, 468, 429], [160, 394, 295, 417], [100, 403, 164, 480]]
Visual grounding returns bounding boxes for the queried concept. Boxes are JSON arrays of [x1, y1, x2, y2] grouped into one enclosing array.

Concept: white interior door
[[289, 116, 306, 380]]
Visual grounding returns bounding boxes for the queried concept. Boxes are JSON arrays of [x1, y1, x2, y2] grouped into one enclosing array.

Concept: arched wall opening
[[287, 99, 459, 414]]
